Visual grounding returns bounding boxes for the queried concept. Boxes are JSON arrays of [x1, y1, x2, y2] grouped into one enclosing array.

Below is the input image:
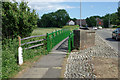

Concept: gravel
[[64, 34, 118, 78]]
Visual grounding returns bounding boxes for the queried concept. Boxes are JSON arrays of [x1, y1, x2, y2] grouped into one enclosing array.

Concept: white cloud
[[28, 2, 79, 12], [9, 0, 119, 2]]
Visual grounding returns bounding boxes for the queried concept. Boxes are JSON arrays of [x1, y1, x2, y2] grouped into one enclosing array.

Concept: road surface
[[96, 29, 120, 52]]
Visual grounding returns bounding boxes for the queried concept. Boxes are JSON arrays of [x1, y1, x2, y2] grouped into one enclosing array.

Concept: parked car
[[98, 26, 102, 29], [93, 27, 97, 30], [112, 28, 120, 40]]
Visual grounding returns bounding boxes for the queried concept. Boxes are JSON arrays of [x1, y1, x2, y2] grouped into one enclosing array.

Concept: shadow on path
[[51, 37, 68, 53], [106, 38, 120, 42], [56, 39, 68, 52]]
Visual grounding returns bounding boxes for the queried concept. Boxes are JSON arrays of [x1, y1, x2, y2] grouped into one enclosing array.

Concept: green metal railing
[[68, 32, 74, 53], [46, 29, 71, 52]]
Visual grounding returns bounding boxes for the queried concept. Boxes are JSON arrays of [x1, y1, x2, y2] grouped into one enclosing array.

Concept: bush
[[2, 39, 20, 78], [2, 38, 48, 78], [2, 1, 38, 39], [112, 26, 117, 28], [117, 26, 120, 28]]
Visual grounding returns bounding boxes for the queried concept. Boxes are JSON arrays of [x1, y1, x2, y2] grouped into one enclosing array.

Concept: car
[[98, 26, 102, 29], [93, 27, 97, 30], [112, 28, 120, 40]]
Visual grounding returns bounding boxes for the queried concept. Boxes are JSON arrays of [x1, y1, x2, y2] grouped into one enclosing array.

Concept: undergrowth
[[2, 37, 48, 78], [2, 25, 78, 78]]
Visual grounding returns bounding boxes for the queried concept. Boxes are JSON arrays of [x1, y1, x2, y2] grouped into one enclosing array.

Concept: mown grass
[[63, 25, 79, 31], [2, 25, 78, 78], [31, 27, 61, 35]]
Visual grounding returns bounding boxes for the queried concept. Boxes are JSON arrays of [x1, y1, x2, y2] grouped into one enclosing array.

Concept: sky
[[9, 0, 119, 19]]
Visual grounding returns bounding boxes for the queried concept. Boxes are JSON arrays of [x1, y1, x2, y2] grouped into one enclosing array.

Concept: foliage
[[2, 1, 38, 39], [2, 0, 41, 78], [86, 16, 98, 27], [2, 25, 76, 78], [112, 25, 117, 28], [117, 7, 120, 25], [2, 39, 20, 78], [2, 37, 48, 78], [86, 17, 92, 27], [101, 7, 120, 28], [110, 12, 118, 25], [102, 14, 109, 28], [37, 9, 70, 28], [86, 8, 120, 28]]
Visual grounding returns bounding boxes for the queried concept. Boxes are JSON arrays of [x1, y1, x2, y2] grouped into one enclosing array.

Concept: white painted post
[[18, 36, 23, 65], [18, 47, 23, 65]]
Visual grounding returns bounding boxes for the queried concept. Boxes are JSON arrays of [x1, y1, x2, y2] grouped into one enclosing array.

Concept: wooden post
[[18, 36, 21, 47], [18, 36, 23, 65]]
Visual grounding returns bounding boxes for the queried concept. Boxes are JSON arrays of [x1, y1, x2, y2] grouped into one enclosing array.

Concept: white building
[[68, 20, 75, 26], [118, 1, 120, 7]]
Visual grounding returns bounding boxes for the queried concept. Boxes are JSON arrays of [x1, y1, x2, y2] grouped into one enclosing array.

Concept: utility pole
[[80, 0, 82, 28], [96, 18, 97, 27], [108, 14, 110, 28]]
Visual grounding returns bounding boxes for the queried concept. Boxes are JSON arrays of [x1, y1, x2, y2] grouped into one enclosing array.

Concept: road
[[96, 29, 120, 52]]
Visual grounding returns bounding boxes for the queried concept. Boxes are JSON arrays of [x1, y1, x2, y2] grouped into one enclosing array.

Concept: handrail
[[46, 29, 71, 52]]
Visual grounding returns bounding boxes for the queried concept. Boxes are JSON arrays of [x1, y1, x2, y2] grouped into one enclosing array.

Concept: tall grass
[[2, 37, 48, 78], [2, 39, 20, 78]]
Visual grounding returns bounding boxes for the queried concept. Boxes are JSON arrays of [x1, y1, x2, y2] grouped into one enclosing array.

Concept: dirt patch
[[91, 57, 118, 78]]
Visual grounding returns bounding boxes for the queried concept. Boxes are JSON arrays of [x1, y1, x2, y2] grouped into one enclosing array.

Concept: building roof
[[75, 19, 86, 25]]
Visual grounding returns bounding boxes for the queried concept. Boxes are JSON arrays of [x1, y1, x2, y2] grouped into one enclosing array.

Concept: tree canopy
[[37, 9, 70, 28], [86, 16, 98, 27], [117, 7, 120, 25], [2, 1, 38, 39]]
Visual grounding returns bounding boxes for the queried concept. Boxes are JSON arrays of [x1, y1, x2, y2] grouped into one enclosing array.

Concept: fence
[[46, 29, 71, 52], [68, 32, 74, 53], [18, 35, 46, 65], [18, 27, 78, 65], [18, 35, 46, 49]]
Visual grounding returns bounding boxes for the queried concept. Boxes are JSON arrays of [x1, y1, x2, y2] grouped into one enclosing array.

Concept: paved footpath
[[18, 38, 68, 78]]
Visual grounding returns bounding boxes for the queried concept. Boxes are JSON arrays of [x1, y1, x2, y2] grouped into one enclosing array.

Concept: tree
[[55, 9, 70, 27], [38, 9, 70, 28], [2, 1, 38, 39], [102, 14, 109, 28], [117, 7, 120, 25], [89, 16, 97, 27], [110, 12, 118, 25], [86, 16, 97, 27], [86, 17, 92, 27]]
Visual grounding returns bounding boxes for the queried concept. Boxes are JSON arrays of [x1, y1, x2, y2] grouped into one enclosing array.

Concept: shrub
[[2, 1, 38, 39], [2, 39, 20, 78], [2, 38, 48, 78], [112, 25, 117, 28]]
